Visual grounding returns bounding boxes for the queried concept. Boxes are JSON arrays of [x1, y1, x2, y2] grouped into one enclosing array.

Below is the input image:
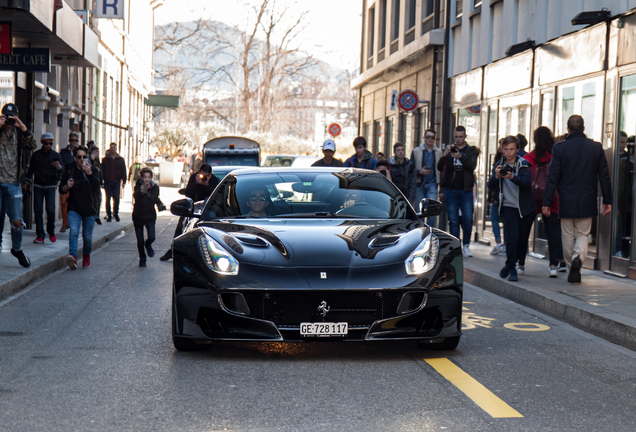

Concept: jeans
[[104, 181, 121, 217], [421, 183, 438, 227], [134, 220, 156, 259], [0, 182, 23, 251], [490, 202, 503, 244], [444, 188, 474, 245], [68, 210, 95, 259], [33, 186, 56, 238], [500, 207, 534, 269], [542, 213, 564, 266]]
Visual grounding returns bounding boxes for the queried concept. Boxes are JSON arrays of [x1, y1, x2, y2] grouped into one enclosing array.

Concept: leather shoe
[[568, 257, 582, 283], [95, 217, 102, 225], [159, 249, 172, 261], [499, 265, 510, 279], [114, 214, 120, 222]]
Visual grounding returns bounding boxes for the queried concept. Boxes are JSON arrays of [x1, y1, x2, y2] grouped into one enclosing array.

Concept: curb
[[464, 266, 636, 351], [0, 222, 134, 302]]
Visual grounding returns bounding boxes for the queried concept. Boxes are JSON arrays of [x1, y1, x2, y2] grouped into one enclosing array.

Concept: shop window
[[497, 93, 530, 140], [540, 91, 554, 131], [556, 77, 603, 142]]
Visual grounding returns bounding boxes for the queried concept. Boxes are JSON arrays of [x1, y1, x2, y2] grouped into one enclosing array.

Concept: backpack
[[531, 161, 550, 201]]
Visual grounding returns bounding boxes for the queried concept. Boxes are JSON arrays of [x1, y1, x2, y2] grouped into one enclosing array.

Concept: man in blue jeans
[[0, 103, 37, 267], [26, 133, 64, 244], [437, 125, 480, 257], [411, 128, 443, 226]]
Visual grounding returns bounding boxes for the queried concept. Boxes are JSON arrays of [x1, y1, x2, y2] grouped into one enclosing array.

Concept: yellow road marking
[[504, 322, 550, 331], [425, 358, 523, 418]]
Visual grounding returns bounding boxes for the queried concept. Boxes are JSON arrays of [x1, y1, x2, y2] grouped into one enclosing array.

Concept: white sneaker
[[516, 265, 525, 275], [462, 244, 473, 258], [490, 244, 505, 255], [499, 245, 506, 255], [548, 266, 557, 278]]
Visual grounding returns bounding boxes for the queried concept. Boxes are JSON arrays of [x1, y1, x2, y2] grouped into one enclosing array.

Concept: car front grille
[[240, 290, 406, 326]]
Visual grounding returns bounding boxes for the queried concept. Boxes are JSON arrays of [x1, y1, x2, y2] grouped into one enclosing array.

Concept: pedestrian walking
[[25, 132, 63, 244], [59, 132, 80, 232], [59, 145, 101, 269], [160, 164, 218, 261], [312, 139, 345, 167], [389, 142, 416, 204], [132, 167, 166, 267], [524, 126, 565, 277], [344, 137, 377, 169], [411, 129, 443, 225], [542, 115, 612, 283], [101, 142, 127, 222], [89, 146, 103, 225], [128, 155, 146, 194], [437, 125, 480, 257], [488, 135, 535, 282], [0, 103, 36, 267]]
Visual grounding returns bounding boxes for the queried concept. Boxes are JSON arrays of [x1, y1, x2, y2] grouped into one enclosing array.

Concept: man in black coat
[[26, 133, 63, 243], [101, 142, 127, 222], [542, 115, 612, 283]]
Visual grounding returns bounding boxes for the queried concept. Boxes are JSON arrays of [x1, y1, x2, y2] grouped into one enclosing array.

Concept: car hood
[[197, 219, 429, 268]]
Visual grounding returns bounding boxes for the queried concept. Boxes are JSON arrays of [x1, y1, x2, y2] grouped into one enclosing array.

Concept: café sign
[[0, 48, 50, 73]]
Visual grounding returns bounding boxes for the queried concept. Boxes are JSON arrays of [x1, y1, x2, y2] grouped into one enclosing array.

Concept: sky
[[154, 0, 363, 71]]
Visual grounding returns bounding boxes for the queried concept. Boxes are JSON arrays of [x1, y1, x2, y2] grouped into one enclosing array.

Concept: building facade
[[357, 0, 636, 279]]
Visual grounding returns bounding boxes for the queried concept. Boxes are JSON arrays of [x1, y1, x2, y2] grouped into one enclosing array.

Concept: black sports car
[[170, 167, 463, 351]]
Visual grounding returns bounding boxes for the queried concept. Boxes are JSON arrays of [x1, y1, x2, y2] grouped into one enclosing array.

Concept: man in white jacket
[[410, 129, 442, 226]]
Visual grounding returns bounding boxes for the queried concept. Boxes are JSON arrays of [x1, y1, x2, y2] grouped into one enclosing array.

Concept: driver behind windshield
[[244, 188, 270, 217]]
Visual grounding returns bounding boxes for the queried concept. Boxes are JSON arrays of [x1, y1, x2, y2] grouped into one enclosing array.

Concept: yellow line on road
[[425, 358, 523, 418]]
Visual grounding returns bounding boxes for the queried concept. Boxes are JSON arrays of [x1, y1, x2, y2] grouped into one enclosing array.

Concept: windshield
[[201, 170, 417, 220]]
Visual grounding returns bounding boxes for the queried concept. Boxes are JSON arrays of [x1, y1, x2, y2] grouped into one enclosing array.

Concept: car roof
[[223, 167, 377, 176]]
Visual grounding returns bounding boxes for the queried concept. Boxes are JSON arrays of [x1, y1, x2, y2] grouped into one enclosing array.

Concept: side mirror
[[171, 198, 195, 217], [418, 198, 443, 218]]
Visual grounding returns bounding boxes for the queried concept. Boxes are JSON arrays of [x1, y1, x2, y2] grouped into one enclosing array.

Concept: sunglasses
[[76, 155, 88, 159], [70, 139, 79, 142], [249, 195, 267, 202], [42, 141, 53, 145], [425, 135, 435, 139]]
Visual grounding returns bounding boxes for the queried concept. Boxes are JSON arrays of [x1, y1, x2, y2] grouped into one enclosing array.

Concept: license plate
[[300, 322, 348, 337]]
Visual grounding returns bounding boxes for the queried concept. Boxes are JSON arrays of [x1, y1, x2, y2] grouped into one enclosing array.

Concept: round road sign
[[397, 90, 419, 112], [328, 123, 341, 137]]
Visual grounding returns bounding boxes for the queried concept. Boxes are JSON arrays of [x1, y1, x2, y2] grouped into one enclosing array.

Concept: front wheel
[[418, 336, 460, 351]]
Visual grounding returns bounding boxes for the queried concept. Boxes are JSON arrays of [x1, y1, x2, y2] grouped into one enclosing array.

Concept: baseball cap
[[1, 103, 18, 116], [41, 132, 54, 141], [322, 139, 336, 151]]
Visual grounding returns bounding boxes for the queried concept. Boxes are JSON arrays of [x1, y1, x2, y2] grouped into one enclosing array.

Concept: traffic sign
[[328, 123, 341, 137], [397, 89, 419, 112]]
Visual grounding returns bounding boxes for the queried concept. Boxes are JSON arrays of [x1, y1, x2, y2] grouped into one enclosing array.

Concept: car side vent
[[396, 291, 427, 315], [222, 235, 244, 254], [369, 235, 400, 248], [234, 235, 269, 248]]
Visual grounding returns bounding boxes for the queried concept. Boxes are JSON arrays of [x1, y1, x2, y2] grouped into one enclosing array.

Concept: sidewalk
[[1, 196, 635, 352], [463, 243, 636, 351]]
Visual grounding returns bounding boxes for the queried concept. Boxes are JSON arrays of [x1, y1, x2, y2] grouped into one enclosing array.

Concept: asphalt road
[[1, 216, 635, 432]]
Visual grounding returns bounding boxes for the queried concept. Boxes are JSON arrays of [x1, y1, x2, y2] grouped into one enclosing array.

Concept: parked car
[[169, 167, 462, 351]]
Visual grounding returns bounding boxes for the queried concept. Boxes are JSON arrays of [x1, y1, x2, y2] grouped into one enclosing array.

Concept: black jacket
[[388, 156, 416, 203], [183, 173, 218, 202], [26, 149, 63, 186], [60, 145, 75, 168], [543, 131, 612, 218], [132, 179, 166, 223], [59, 163, 101, 216], [101, 154, 127, 183], [437, 144, 480, 191]]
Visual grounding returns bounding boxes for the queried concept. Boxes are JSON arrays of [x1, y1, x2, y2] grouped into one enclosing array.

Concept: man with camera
[[437, 125, 480, 257], [0, 103, 37, 267], [488, 135, 535, 281]]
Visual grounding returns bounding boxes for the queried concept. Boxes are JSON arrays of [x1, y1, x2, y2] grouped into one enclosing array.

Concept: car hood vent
[[234, 234, 269, 248], [369, 234, 401, 248]]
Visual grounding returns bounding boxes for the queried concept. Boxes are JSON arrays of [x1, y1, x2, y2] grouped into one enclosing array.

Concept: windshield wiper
[[271, 212, 343, 218]]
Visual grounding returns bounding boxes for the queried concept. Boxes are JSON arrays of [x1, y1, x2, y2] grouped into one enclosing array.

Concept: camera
[[450, 146, 459, 154], [379, 169, 388, 177], [499, 165, 513, 176], [2, 115, 15, 126]]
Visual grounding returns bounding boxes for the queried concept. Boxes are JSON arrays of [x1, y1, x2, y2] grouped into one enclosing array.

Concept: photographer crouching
[[487, 135, 535, 281]]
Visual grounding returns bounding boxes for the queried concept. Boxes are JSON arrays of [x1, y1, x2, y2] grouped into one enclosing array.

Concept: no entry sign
[[328, 123, 341, 137], [397, 89, 419, 112]]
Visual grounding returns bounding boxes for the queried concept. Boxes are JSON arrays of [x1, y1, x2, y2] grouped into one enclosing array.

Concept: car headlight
[[198, 234, 239, 275], [405, 233, 439, 275]]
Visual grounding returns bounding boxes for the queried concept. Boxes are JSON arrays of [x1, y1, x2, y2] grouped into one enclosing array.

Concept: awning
[[145, 94, 180, 107]]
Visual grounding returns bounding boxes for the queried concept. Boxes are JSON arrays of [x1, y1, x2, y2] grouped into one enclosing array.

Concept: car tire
[[418, 336, 460, 351], [172, 291, 211, 352]]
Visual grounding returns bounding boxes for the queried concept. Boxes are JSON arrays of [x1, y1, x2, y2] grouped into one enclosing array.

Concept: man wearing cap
[[26, 133, 64, 244], [312, 139, 345, 167], [0, 103, 37, 267]]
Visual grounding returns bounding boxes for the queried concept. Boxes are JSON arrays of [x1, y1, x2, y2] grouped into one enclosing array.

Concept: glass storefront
[[555, 76, 604, 141]]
